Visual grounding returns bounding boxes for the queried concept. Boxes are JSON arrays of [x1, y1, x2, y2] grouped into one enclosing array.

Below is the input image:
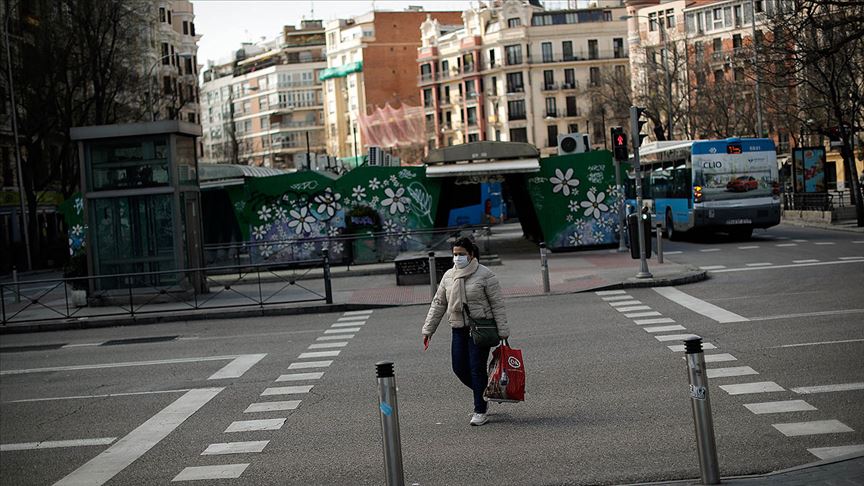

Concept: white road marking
[[753, 310, 864, 322], [854, 240, 864, 244], [298, 350, 340, 359], [745, 262, 773, 267], [1, 438, 116, 451], [308, 342, 347, 349], [343, 310, 374, 315], [225, 419, 285, 433], [244, 401, 301, 413], [808, 445, 864, 460], [702, 353, 737, 363], [172, 464, 249, 481], [337, 316, 369, 322], [624, 311, 662, 318], [668, 343, 716, 352], [700, 248, 721, 252], [634, 317, 676, 325], [699, 265, 727, 270], [738, 246, 760, 250], [208, 354, 266, 380], [261, 385, 314, 396], [706, 366, 759, 379], [602, 295, 634, 301], [771, 338, 864, 348], [287, 361, 332, 369], [324, 328, 361, 334], [4, 389, 192, 404], [202, 441, 269, 455], [743, 400, 817, 415], [595, 290, 627, 296], [275, 372, 324, 382], [814, 242, 836, 246], [792, 239, 808, 243], [317, 335, 355, 341], [655, 334, 695, 342], [643, 325, 686, 333], [791, 383, 864, 394], [775, 243, 797, 247], [792, 259, 819, 264], [1, 355, 246, 376], [773, 420, 853, 437], [664, 251, 683, 255], [616, 306, 652, 312], [654, 287, 749, 323], [720, 382, 785, 395], [61, 342, 104, 348], [608, 300, 643, 307], [54, 388, 223, 486], [839, 256, 864, 260], [331, 322, 365, 327]]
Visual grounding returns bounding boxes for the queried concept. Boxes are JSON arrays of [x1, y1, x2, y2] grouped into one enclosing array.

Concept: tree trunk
[[842, 134, 864, 227]]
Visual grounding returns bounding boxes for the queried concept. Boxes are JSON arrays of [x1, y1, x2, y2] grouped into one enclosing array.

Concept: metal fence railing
[[782, 188, 864, 212], [1, 254, 333, 326]]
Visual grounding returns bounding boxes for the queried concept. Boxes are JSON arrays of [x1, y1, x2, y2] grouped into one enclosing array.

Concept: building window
[[733, 34, 742, 50], [695, 41, 704, 58], [507, 17, 521, 28], [543, 70, 554, 89], [562, 41, 573, 61], [541, 42, 553, 62], [568, 123, 579, 133], [589, 67, 600, 86], [507, 100, 526, 120], [613, 38, 625, 58], [593, 122, 604, 141], [167, 10, 172, 24], [488, 49, 496, 68], [588, 39, 598, 60], [468, 133, 479, 142], [465, 81, 476, 99], [734, 67, 745, 81], [615, 64, 626, 78], [666, 8, 675, 28], [191, 22, 196, 36], [505, 45, 522, 65], [564, 68, 575, 87], [712, 37, 722, 53], [159, 7, 166, 22], [443, 86, 450, 103], [420, 63, 432, 81], [490, 76, 497, 95], [714, 69, 724, 83], [566, 96, 577, 117], [423, 88, 433, 108], [161, 43, 169, 63], [545, 97, 557, 117], [184, 57, 193, 75], [648, 12, 657, 32], [506, 72, 524, 92], [509, 127, 528, 143], [163, 76, 173, 94], [466, 107, 477, 125], [183, 21, 189, 35], [547, 125, 558, 147]]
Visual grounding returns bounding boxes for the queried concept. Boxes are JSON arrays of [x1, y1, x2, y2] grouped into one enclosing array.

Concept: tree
[[585, 65, 632, 136], [631, 35, 691, 141], [757, 1, 864, 226]]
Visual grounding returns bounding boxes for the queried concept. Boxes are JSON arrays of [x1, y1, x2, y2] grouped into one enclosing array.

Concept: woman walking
[[422, 237, 509, 426]]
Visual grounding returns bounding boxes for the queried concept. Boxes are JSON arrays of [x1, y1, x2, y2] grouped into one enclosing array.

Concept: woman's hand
[[423, 335, 430, 351]]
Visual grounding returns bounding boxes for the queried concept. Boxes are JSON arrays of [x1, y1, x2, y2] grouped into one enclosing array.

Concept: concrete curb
[[576, 268, 709, 292], [780, 219, 864, 234]]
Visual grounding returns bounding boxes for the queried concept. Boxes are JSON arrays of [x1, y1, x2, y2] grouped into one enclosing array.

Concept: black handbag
[[463, 304, 500, 347]]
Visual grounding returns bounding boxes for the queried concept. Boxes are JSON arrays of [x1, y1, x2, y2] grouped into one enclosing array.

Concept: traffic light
[[630, 106, 650, 148], [611, 126, 628, 162]]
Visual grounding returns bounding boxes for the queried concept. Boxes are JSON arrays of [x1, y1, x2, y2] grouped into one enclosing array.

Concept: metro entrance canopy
[[424, 141, 541, 178]]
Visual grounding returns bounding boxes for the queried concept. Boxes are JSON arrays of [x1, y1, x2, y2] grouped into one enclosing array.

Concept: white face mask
[[453, 255, 470, 268]]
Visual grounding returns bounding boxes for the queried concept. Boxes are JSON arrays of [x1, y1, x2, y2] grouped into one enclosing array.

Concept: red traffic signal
[[611, 126, 628, 162]]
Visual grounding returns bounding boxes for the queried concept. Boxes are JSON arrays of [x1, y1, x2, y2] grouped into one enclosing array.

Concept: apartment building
[[151, 1, 201, 123], [418, 0, 630, 156], [322, 9, 464, 161], [200, 21, 327, 169]]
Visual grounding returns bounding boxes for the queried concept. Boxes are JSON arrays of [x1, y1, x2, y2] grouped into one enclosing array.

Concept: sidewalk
[[623, 451, 864, 485], [780, 215, 864, 233]]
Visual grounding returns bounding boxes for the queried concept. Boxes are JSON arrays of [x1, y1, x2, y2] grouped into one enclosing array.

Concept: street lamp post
[[146, 52, 193, 121]]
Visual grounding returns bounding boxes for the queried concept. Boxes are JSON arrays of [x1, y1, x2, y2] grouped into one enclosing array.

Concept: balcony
[[561, 81, 579, 91], [506, 85, 525, 95], [545, 110, 558, 118], [542, 83, 558, 91], [508, 113, 527, 121], [564, 108, 582, 118], [528, 50, 629, 64]]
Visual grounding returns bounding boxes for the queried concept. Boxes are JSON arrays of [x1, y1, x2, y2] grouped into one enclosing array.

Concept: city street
[[0, 225, 862, 485]]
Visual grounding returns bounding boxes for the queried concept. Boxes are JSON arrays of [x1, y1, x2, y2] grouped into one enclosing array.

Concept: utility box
[[394, 251, 451, 286], [627, 211, 653, 260]]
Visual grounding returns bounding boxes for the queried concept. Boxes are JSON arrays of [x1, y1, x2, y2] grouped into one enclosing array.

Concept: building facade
[[322, 9, 464, 161], [199, 21, 327, 169], [150, 1, 201, 123], [418, 0, 630, 157]]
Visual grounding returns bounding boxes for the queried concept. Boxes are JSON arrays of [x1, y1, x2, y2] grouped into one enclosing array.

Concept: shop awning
[[425, 158, 540, 178], [318, 61, 363, 81]]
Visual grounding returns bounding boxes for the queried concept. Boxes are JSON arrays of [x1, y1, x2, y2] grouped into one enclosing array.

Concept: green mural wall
[[58, 194, 85, 257], [527, 151, 624, 250]]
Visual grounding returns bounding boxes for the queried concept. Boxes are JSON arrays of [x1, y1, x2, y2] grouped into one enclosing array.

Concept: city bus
[[626, 138, 781, 239]]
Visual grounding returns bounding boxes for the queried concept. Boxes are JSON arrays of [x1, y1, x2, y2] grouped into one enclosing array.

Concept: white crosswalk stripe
[[743, 400, 816, 415], [317, 335, 354, 341], [287, 361, 332, 369], [224, 419, 285, 433], [602, 295, 635, 301], [324, 328, 360, 334], [261, 385, 313, 396], [772, 420, 853, 437], [202, 441, 269, 455], [343, 310, 374, 315], [701, 353, 737, 363], [173, 464, 249, 481], [634, 317, 676, 325], [616, 305, 652, 312], [609, 300, 643, 307], [668, 343, 716, 352], [275, 372, 324, 382], [308, 342, 347, 349], [244, 401, 301, 413], [655, 334, 694, 342], [643, 325, 686, 333], [298, 350, 341, 359], [596, 290, 627, 295], [706, 366, 758, 379], [808, 445, 864, 460], [624, 311, 662, 318], [720, 382, 785, 395]]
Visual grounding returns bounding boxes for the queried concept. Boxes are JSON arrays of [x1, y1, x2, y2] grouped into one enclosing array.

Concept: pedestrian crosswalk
[[172, 310, 375, 482]]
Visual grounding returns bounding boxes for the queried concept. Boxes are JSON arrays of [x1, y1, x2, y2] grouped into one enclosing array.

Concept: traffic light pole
[[630, 106, 653, 279]]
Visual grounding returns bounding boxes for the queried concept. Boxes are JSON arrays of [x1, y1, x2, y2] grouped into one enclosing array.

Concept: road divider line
[[738, 246, 759, 250], [643, 325, 686, 333], [61, 342, 104, 348], [1, 438, 116, 452], [287, 361, 332, 369], [3, 388, 193, 404], [808, 445, 864, 460], [814, 242, 836, 245], [668, 343, 716, 352], [172, 464, 249, 482], [634, 317, 676, 325], [700, 248, 721, 252], [275, 372, 324, 382], [261, 386, 314, 396], [244, 401, 301, 413], [624, 311, 662, 318], [838, 256, 864, 260], [743, 400, 817, 415], [1, 355, 242, 376], [224, 419, 285, 433], [55, 388, 223, 486], [792, 259, 819, 264], [772, 420, 853, 437], [753, 310, 864, 323], [745, 262, 773, 267], [706, 366, 759, 379], [699, 265, 727, 270], [664, 251, 683, 255], [202, 441, 269, 455], [791, 383, 864, 394], [654, 287, 749, 323], [719, 382, 785, 395], [775, 243, 797, 247], [208, 354, 266, 380]]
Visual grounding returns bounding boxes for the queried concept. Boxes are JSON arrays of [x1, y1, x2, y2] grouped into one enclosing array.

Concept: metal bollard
[[428, 251, 437, 300], [322, 249, 333, 304], [539, 242, 550, 294], [656, 222, 664, 264], [12, 266, 20, 303], [483, 225, 490, 254], [376, 361, 405, 486], [684, 335, 720, 485]]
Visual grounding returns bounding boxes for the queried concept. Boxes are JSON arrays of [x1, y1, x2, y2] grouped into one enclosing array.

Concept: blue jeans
[[451, 327, 491, 414]]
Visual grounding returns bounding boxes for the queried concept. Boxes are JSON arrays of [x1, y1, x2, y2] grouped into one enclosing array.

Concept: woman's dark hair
[[452, 236, 479, 259]]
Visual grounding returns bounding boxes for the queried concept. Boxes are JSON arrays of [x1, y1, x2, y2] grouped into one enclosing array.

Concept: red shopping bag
[[483, 342, 525, 402]]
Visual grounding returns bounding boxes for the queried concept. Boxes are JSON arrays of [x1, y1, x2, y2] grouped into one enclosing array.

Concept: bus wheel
[[730, 226, 753, 240]]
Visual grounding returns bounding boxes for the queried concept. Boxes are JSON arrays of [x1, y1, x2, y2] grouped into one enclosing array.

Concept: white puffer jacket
[[422, 263, 509, 338]]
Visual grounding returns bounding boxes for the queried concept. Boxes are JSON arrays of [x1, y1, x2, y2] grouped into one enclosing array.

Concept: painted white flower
[[252, 225, 267, 240], [574, 220, 587, 230], [565, 214, 573, 222], [592, 229, 605, 242], [550, 168, 580, 196], [385, 233, 401, 245], [330, 241, 344, 254], [303, 242, 316, 253], [398, 230, 411, 243], [389, 175, 399, 186], [288, 206, 316, 234], [260, 245, 273, 258], [569, 233, 583, 246], [369, 178, 381, 190], [382, 219, 399, 234], [398, 169, 415, 179], [580, 190, 610, 219], [567, 200, 580, 213], [72, 224, 84, 236], [74, 197, 84, 214], [382, 178, 391, 187], [371, 196, 380, 205], [588, 171, 604, 184], [314, 188, 342, 219], [274, 207, 287, 221], [328, 226, 340, 237], [352, 185, 366, 200], [257, 205, 272, 221], [382, 187, 408, 214], [281, 194, 292, 202]]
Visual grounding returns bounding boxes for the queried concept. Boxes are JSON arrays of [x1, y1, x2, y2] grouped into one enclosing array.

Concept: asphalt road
[[0, 224, 861, 485]]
